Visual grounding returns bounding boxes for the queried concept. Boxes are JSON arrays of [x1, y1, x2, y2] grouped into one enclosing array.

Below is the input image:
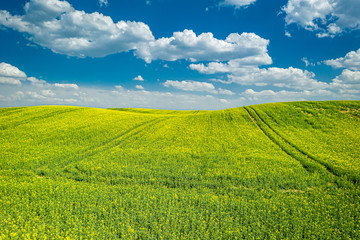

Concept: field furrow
[[55, 117, 172, 173], [251, 101, 360, 185], [244, 106, 334, 180]]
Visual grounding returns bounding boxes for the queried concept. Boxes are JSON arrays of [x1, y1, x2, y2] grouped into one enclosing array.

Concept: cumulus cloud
[[41, 89, 56, 97], [189, 53, 272, 74], [0, 63, 27, 79], [322, 49, 360, 92], [330, 69, 360, 92], [282, 0, 360, 37], [163, 80, 234, 95], [324, 48, 360, 71], [218, 88, 235, 95], [27, 76, 49, 87], [0, 62, 27, 85], [164, 80, 217, 93], [54, 83, 79, 90], [220, 0, 257, 8], [23, 0, 74, 22], [99, 0, 108, 7], [191, 60, 328, 91], [334, 69, 360, 84], [0, 0, 270, 64], [241, 88, 334, 102], [0, 77, 22, 85], [227, 67, 329, 90], [301, 57, 315, 67], [0, 68, 83, 106], [135, 30, 270, 63], [133, 75, 144, 81], [115, 85, 124, 91], [0, 0, 154, 58], [135, 85, 145, 90], [189, 41, 359, 95]]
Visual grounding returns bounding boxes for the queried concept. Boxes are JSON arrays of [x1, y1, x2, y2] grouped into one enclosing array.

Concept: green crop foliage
[[0, 101, 359, 239]]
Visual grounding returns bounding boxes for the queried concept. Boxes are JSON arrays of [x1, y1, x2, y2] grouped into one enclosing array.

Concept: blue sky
[[0, 0, 359, 109]]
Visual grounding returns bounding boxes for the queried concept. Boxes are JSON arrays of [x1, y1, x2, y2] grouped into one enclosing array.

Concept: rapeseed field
[[0, 101, 359, 239]]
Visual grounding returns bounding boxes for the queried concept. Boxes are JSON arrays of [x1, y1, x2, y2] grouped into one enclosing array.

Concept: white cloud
[[0, 77, 22, 85], [135, 30, 270, 63], [189, 54, 272, 74], [163, 80, 217, 93], [54, 83, 79, 90], [334, 69, 360, 84], [23, 0, 74, 22], [27, 91, 47, 99], [218, 88, 235, 95], [189, 45, 359, 96], [301, 57, 315, 67], [135, 85, 145, 90], [0, 0, 154, 58], [115, 85, 124, 91], [41, 89, 56, 97], [190, 62, 233, 74], [241, 88, 334, 102], [0, 0, 270, 64], [27, 76, 49, 87], [220, 0, 257, 8], [283, 0, 334, 29], [191, 61, 329, 91], [282, 0, 360, 37], [227, 67, 329, 90], [322, 49, 360, 92], [324, 48, 360, 71], [133, 75, 144, 81], [0, 62, 27, 78], [163, 80, 235, 95], [330, 69, 360, 92], [0, 62, 27, 85], [99, 0, 108, 7]]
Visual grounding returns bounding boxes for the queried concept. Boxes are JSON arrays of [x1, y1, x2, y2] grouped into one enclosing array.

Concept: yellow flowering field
[[0, 101, 359, 239]]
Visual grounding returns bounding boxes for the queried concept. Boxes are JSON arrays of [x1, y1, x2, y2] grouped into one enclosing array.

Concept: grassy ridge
[[0, 101, 359, 239]]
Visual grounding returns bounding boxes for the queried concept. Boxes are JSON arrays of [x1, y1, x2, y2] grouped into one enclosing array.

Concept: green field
[[0, 101, 359, 239]]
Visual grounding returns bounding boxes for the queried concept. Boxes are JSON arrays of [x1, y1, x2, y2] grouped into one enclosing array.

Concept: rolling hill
[[0, 101, 359, 239]]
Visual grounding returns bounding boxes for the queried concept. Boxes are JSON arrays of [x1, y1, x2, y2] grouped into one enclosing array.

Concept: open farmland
[[0, 101, 359, 239]]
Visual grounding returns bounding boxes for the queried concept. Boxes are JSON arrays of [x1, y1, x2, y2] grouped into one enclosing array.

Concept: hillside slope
[[0, 101, 359, 239]]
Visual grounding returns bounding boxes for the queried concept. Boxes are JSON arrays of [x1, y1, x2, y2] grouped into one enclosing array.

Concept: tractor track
[[244, 106, 338, 181], [37, 116, 172, 174]]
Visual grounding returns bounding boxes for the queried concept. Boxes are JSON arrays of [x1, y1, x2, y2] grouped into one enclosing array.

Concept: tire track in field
[[249, 107, 360, 185], [92, 117, 170, 151], [244, 106, 336, 179], [0, 108, 83, 130], [46, 116, 171, 172], [0, 107, 26, 116]]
